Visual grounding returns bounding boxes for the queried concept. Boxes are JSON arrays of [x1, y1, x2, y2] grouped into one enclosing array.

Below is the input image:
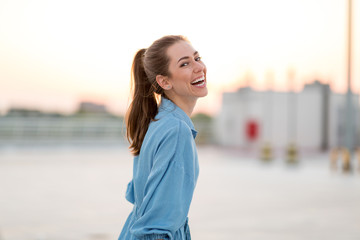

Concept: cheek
[[172, 75, 191, 92], [175, 70, 192, 82], [169, 67, 193, 87]]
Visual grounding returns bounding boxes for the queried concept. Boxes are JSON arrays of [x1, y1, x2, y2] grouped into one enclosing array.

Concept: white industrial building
[[215, 81, 360, 151]]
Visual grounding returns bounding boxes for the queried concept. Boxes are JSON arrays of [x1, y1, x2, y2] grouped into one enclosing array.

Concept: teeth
[[197, 81, 205, 86], [191, 76, 205, 84]]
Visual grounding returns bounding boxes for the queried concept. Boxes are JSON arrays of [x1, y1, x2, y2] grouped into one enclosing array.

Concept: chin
[[197, 88, 208, 98]]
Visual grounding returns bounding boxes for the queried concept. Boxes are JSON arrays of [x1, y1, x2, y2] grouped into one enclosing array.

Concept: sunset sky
[[0, 0, 359, 116]]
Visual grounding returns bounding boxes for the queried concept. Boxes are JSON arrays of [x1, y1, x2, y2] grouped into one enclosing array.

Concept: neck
[[167, 95, 197, 117]]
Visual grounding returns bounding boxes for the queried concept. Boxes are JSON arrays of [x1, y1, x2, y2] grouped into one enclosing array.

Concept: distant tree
[[191, 113, 213, 145]]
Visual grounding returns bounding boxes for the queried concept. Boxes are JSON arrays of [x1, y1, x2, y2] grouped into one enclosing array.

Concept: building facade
[[215, 81, 360, 151]]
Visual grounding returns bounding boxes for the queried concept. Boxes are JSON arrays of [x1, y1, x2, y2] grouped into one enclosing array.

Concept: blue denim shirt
[[119, 97, 199, 240]]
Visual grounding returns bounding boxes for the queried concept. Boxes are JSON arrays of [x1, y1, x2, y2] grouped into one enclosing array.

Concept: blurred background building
[[0, 101, 125, 145], [215, 80, 360, 151]]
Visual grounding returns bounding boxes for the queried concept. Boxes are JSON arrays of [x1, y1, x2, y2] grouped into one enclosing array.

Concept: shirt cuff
[[138, 233, 170, 240]]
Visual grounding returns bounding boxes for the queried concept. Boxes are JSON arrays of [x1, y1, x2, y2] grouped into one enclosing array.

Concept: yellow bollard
[[260, 142, 273, 161], [286, 142, 298, 164], [341, 148, 352, 173], [330, 148, 339, 171]]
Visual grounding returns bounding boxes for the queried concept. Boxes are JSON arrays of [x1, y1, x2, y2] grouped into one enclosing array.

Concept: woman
[[119, 35, 207, 240]]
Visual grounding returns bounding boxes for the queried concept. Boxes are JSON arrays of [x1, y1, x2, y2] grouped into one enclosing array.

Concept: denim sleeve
[[130, 121, 197, 240], [125, 180, 135, 204]]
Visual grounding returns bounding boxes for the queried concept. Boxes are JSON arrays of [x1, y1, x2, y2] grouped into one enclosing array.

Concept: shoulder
[[151, 113, 193, 140], [142, 113, 194, 158], [140, 113, 194, 166]]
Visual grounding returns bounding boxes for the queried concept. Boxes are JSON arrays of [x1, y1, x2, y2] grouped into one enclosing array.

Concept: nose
[[193, 61, 205, 73]]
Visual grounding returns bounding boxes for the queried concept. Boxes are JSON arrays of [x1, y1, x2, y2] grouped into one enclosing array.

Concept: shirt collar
[[158, 97, 198, 139]]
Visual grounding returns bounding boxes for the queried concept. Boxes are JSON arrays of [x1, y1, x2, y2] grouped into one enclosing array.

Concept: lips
[[191, 76, 206, 86]]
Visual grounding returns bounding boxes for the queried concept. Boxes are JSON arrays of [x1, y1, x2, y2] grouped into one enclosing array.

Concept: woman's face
[[165, 41, 208, 102]]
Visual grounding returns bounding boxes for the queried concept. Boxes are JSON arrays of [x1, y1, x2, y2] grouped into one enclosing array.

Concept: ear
[[155, 75, 172, 90]]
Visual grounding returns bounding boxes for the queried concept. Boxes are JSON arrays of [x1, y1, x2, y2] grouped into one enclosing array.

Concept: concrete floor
[[0, 145, 359, 240]]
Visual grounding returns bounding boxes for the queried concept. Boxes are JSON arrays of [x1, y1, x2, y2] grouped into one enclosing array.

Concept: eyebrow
[[177, 51, 198, 63]]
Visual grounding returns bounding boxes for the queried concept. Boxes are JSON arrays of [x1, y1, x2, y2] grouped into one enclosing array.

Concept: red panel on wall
[[246, 120, 258, 141]]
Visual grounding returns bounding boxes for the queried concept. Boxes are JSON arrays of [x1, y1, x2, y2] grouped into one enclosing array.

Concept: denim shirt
[[119, 97, 199, 240]]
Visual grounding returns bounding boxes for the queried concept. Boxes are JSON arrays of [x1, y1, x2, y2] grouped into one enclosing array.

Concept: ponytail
[[126, 35, 188, 156], [126, 49, 159, 156]]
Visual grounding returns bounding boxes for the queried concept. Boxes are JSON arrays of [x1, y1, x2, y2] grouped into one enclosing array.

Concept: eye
[[195, 56, 202, 61], [180, 62, 189, 67]]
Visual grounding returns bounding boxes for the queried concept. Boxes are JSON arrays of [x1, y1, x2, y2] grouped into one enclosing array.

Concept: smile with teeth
[[191, 76, 206, 86]]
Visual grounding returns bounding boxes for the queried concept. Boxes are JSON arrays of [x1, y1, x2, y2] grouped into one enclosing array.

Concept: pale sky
[[0, 0, 359, 115]]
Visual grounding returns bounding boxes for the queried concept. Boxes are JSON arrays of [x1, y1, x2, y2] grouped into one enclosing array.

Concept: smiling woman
[[119, 35, 207, 240], [157, 41, 208, 116]]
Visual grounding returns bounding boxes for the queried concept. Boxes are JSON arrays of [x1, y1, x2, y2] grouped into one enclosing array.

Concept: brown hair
[[126, 35, 188, 156]]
